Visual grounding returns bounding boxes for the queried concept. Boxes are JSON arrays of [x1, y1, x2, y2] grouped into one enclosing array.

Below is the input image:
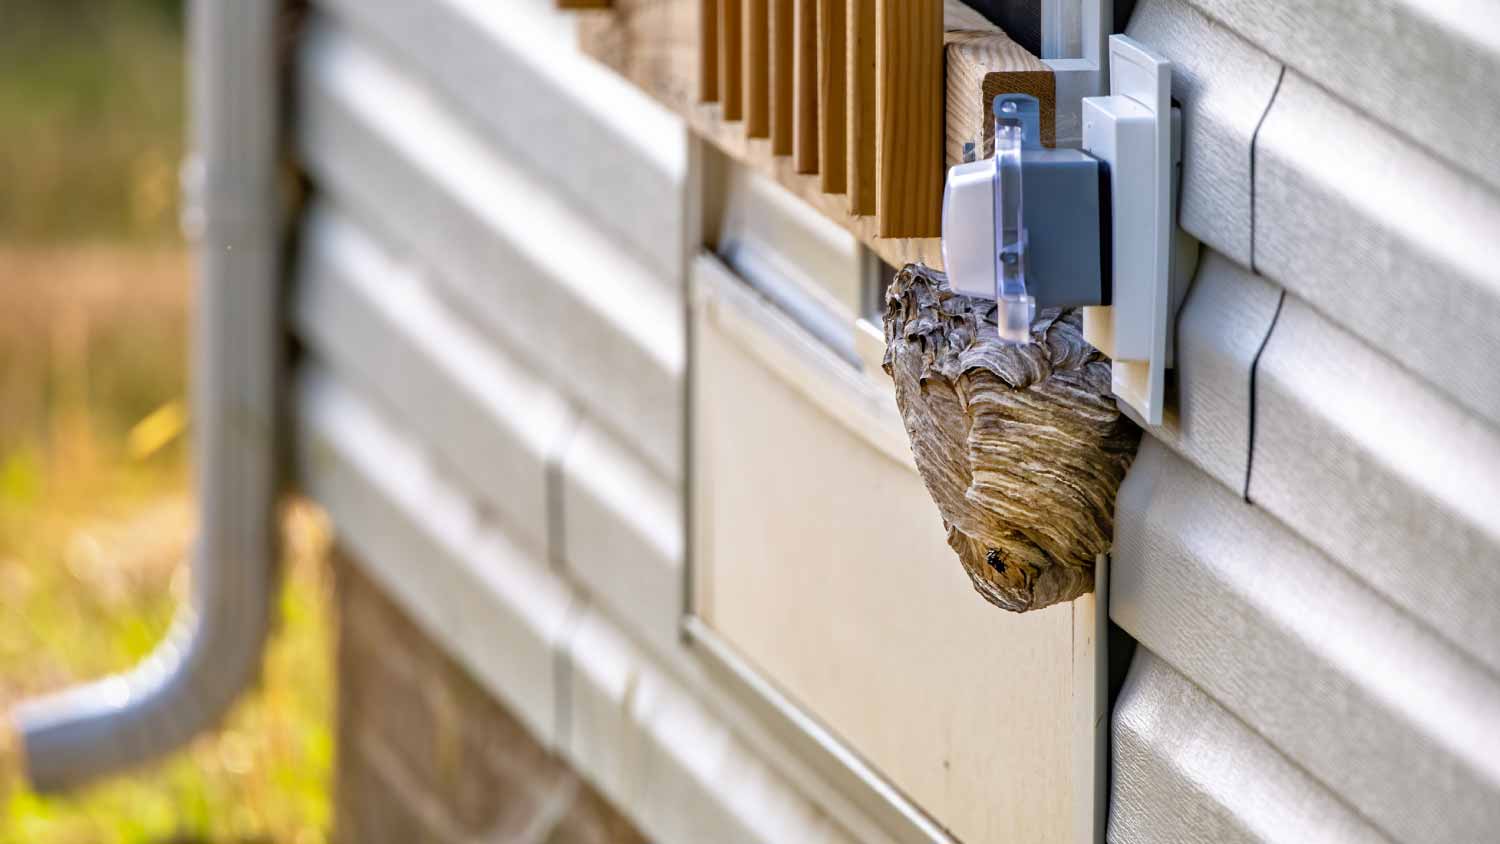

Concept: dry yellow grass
[[0, 246, 333, 844]]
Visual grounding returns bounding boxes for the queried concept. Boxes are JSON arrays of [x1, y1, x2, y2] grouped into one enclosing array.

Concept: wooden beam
[[719, 0, 743, 119], [846, 0, 875, 214], [875, 0, 942, 237], [946, 29, 1054, 162], [744, 0, 770, 135], [792, 0, 819, 173], [557, 0, 613, 8], [817, 0, 847, 194]]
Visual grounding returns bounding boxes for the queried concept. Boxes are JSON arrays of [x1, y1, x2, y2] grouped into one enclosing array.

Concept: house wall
[[281, 0, 1500, 840], [287, 1, 889, 842]]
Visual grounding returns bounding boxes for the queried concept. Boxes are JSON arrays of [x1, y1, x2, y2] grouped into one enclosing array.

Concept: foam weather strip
[[883, 264, 1137, 611]]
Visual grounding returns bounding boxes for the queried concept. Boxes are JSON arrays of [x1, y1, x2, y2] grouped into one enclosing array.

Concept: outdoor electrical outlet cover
[[1081, 34, 1172, 426], [941, 94, 1104, 315]]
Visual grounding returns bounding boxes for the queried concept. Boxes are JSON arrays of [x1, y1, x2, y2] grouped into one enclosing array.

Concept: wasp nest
[[882, 264, 1139, 612]]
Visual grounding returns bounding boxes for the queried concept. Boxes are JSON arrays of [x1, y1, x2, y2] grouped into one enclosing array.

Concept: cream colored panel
[[692, 254, 1098, 844]]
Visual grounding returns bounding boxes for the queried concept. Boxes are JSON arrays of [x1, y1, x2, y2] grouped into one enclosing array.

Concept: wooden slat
[[769, 0, 794, 154], [580, 0, 1050, 269], [744, 0, 770, 135], [816, 0, 847, 194], [846, 0, 875, 214], [558, 0, 613, 7], [792, 0, 819, 173], [700, 0, 718, 101], [875, 0, 942, 236], [718, 0, 743, 118]]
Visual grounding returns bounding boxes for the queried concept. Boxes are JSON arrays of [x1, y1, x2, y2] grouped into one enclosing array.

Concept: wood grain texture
[[875, 0, 942, 236], [942, 0, 995, 30], [769, 0, 794, 154], [945, 28, 1054, 164], [883, 265, 1139, 611], [579, 0, 1055, 269], [816, 0, 847, 193], [792, 0, 819, 172], [581, 0, 700, 110], [558, 0, 613, 8], [743, 0, 770, 135], [845, 0, 875, 214], [718, 0, 743, 118], [699, 0, 718, 101]]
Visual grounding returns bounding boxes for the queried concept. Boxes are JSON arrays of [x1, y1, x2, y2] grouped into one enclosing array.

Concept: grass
[[0, 249, 335, 844], [0, 0, 184, 244], [0, 2, 335, 840]]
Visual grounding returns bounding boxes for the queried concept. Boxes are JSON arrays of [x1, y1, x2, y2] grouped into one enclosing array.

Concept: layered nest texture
[[882, 264, 1140, 612]]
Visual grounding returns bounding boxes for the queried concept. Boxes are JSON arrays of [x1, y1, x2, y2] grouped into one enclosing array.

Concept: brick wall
[[335, 553, 648, 844]]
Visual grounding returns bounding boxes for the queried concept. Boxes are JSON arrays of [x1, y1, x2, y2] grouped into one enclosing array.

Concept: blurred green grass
[[0, 2, 334, 842], [0, 0, 185, 243]]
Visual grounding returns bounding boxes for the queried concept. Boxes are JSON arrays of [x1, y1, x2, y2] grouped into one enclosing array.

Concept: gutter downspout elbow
[[5, 0, 283, 792]]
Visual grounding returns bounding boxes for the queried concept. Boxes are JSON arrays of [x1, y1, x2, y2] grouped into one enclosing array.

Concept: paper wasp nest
[[883, 264, 1139, 612]]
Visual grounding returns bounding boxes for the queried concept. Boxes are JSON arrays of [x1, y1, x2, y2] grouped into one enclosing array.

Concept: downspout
[[3, 0, 283, 791]]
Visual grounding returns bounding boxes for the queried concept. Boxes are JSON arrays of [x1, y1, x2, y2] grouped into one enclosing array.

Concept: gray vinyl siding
[[285, 5, 788, 839], [1111, 1, 1500, 841], [296, 18, 685, 483]]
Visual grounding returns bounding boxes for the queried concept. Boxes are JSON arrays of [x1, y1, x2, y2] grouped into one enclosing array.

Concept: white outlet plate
[[1081, 35, 1173, 426]]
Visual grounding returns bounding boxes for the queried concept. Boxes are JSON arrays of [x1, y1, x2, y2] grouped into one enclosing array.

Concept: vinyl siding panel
[[296, 19, 684, 482], [311, 0, 690, 287], [1115, 440, 1500, 844], [1112, 0, 1500, 839], [294, 367, 573, 745], [281, 0, 1500, 838], [1180, 0, 1500, 193], [291, 204, 573, 559], [560, 421, 686, 662], [1253, 72, 1500, 427], [294, 365, 859, 844], [1110, 652, 1389, 844], [1248, 297, 1500, 677], [1125, 0, 1282, 266], [1143, 251, 1280, 492]]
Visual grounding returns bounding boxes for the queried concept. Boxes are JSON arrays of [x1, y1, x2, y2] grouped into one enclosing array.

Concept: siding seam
[[1247, 63, 1286, 274], [553, 595, 589, 760], [1243, 290, 1286, 502], [546, 412, 583, 570]]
